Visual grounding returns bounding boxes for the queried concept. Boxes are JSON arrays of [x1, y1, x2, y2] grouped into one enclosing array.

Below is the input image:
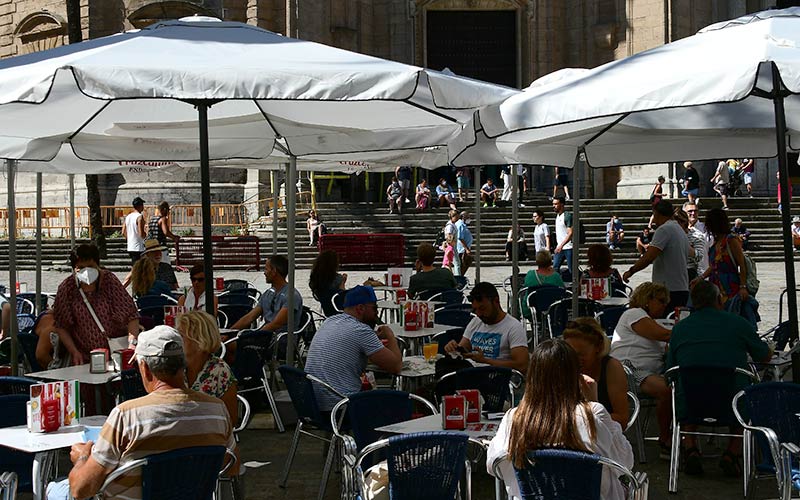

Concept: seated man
[[731, 218, 752, 251], [47, 326, 235, 500], [666, 280, 771, 477], [444, 282, 528, 374], [606, 215, 624, 250], [480, 178, 499, 207], [408, 243, 457, 298], [230, 255, 303, 332], [792, 216, 800, 251], [304, 286, 402, 411], [436, 178, 458, 210], [635, 226, 652, 256]]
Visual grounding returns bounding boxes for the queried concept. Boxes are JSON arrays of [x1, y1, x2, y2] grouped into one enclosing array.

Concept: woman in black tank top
[[563, 317, 630, 430]]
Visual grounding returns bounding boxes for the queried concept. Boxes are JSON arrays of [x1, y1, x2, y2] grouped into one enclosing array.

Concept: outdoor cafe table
[[376, 300, 446, 323], [383, 323, 460, 354], [596, 297, 629, 307], [0, 415, 106, 500], [28, 364, 120, 415]]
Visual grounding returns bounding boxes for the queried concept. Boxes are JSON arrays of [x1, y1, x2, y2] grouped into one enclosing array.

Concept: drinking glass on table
[[423, 342, 438, 362]]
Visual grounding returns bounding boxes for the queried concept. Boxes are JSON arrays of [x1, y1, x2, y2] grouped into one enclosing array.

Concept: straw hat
[[142, 239, 166, 254]]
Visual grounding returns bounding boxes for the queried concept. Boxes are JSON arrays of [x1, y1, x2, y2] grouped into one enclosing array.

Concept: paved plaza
[[13, 261, 799, 500]]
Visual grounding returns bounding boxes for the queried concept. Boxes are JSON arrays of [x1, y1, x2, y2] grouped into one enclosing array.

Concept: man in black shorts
[[552, 167, 570, 200]]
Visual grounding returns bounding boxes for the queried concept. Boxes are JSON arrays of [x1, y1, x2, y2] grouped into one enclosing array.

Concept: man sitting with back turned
[[304, 286, 402, 411], [47, 326, 235, 500], [408, 242, 457, 298], [444, 282, 529, 374], [666, 280, 771, 477]]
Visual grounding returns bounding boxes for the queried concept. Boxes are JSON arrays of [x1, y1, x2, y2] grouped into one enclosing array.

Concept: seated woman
[[176, 310, 239, 473], [177, 263, 219, 315], [521, 250, 565, 319], [563, 317, 629, 429], [487, 339, 633, 500], [609, 282, 672, 456], [415, 179, 432, 211], [581, 244, 624, 294], [306, 210, 327, 246], [130, 257, 172, 299], [309, 250, 347, 317]]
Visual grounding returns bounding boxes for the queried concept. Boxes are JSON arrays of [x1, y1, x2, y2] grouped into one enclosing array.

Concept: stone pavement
[[14, 261, 798, 500]]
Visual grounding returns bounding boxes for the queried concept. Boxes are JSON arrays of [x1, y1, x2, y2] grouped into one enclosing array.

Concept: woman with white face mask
[[52, 244, 140, 367]]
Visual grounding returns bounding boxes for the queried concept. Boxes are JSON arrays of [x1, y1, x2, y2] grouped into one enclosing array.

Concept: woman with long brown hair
[[487, 339, 633, 499]]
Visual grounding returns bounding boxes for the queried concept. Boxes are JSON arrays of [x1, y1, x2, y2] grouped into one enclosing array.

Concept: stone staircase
[[1, 194, 798, 271]]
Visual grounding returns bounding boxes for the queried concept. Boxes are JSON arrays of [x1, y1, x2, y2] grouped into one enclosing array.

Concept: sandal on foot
[[719, 450, 743, 477], [683, 447, 704, 476]]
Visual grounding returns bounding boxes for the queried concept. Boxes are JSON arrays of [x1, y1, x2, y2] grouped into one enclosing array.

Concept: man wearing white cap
[[48, 326, 235, 500]]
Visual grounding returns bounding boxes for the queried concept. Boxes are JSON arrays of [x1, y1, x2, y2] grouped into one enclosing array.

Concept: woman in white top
[[531, 210, 550, 253], [177, 263, 219, 315], [487, 339, 633, 500], [609, 281, 672, 454]]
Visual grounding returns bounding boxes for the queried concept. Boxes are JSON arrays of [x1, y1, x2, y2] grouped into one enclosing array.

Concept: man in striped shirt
[[48, 326, 235, 500]]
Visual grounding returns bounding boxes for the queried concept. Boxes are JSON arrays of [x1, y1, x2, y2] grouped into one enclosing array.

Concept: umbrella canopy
[[0, 15, 517, 373], [450, 7, 799, 352]]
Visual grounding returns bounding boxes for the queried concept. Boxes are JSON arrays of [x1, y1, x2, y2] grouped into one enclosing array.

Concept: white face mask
[[76, 267, 99, 286], [464, 219, 472, 225], [613, 218, 619, 224]]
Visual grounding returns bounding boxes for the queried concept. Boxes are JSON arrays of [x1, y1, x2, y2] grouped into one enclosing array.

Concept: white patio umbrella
[[451, 7, 800, 351], [0, 16, 516, 373]]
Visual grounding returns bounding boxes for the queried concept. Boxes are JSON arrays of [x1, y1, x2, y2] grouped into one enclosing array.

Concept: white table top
[[596, 297, 629, 307], [372, 286, 406, 292], [375, 414, 500, 442], [377, 300, 446, 309], [656, 319, 675, 329], [0, 415, 107, 453], [384, 323, 460, 339], [28, 364, 120, 386]]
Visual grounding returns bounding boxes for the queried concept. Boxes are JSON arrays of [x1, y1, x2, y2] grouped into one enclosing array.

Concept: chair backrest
[[0, 394, 34, 490], [433, 309, 473, 330], [14, 298, 34, 316], [738, 382, 800, 450], [428, 289, 466, 306], [500, 449, 622, 500], [231, 330, 273, 384], [439, 302, 473, 313], [136, 294, 170, 326], [435, 366, 514, 413], [277, 365, 329, 430], [454, 275, 469, 291], [527, 286, 570, 317], [15, 332, 40, 373], [433, 329, 465, 355], [223, 279, 250, 292], [342, 390, 432, 453], [16, 314, 36, 334], [16, 293, 48, 313], [546, 298, 601, 338], [668, 365, 755, 426], [103, 446, 226, 500], [356, 432, 469, 500], [119, 368, 147, 402], [595, 306, 627, 337], [218, 304, 251, 328], [414, 288, 446, 301], [218, 292, 254, 307], [0, 376, 37, 396]]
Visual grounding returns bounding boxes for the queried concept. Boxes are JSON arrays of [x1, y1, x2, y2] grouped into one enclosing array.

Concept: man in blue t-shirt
[[444, 282, 528, 374]]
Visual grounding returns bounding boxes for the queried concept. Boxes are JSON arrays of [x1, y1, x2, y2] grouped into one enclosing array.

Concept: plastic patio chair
[[228, 330, 285, 432], [665, 365, 758, 493], [622, 365, 652, 464], [217, 394, 252, 500], [733, 382, 800, 500], [432, 308, 473, 330], [0, 471, 18, 500], [14, 298, 34, 316], [0, 376, 37, 396], [218, 304, 252, 329], [491, 448, 648, 500], [96, 445, 232, 500], [414, 288, 448, 301], [330, 390, 438, 499], [0, 394, 34, 492], [454, 275, 469, 291], [428, 289, 466, 307], [355, 432, 478, 500], [136, 293, 176, 326], [435, 366, 523, 413], [595, 306, 627, 338], [545, 297, 602, 339], [15, 332, 40, 373], [277, 365, 346, 500], [525, 286, 570, 346]]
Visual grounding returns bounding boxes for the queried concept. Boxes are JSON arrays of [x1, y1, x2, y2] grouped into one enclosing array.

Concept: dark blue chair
[[277, 365, 345, 500], [355, 432, 472, 500], [665, 365, 758, 493], [454, 275, 469, 291], [595, 306, 628, 338], [0, 376, 37, 395], [414, 288, 449, 301], [16, 293, 48, 313], [492, 448, 645, 500], [545, 297, 601, 339], [526, 286, 570, 345], [96, 445, 228, 500], [0, 394, 34, 491], [435, 366, 521, 413], [733, 382, 800, 499], [136, 294, 172, 326], [16, 331, 41, 373], [218, 304, 252, 329], [229, 330, 284, 432], [14, 297, 34, 316], [118, 368, 147, 402], [439, 302, 473, 313], [428, 289, 466, 307], [330, 390, 438, 498], [432, 308, 472, 330]]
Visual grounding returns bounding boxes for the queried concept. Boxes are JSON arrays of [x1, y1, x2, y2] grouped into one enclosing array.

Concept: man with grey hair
[[48, 326, 235, 500], [666, 280, 771, 476]]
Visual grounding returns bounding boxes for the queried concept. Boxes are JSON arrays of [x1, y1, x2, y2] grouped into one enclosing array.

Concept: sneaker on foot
[[405, 198, 411, 203], [483, 203, 489, 208], [723, 206, 729, 210]]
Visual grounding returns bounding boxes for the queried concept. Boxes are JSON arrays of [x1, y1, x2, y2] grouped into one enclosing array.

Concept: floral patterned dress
[[708, 234, 740, 301], [190, 355, 237, 399]]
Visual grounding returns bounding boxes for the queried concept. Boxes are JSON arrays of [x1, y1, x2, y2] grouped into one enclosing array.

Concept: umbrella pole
[[511, 164, 519, 318], [770, 64, 800, 375], [285, 156, 297, 365], [6, 160, 18, 375], [68, 174, 75, 247], [571, 151, 583, 314], [272, 170, 279, 254], [197, 102, 215, 317], [36, 173, 42, 315], [473, 166, 481, 283]]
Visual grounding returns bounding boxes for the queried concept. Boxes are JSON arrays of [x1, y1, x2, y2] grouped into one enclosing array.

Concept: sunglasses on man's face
[[191, 276, 205, 283]]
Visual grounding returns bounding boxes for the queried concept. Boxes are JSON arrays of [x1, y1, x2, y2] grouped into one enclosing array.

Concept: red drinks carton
[[441, 395, 467, 430], [28, 381, 80, 433], [404, 309, 418, 331], [215, 277, 225, 291], [396, 289, 406, 302], [117, 348, 136, 370], [391, 274, 401, 287], [456, 389, 482, 423]]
